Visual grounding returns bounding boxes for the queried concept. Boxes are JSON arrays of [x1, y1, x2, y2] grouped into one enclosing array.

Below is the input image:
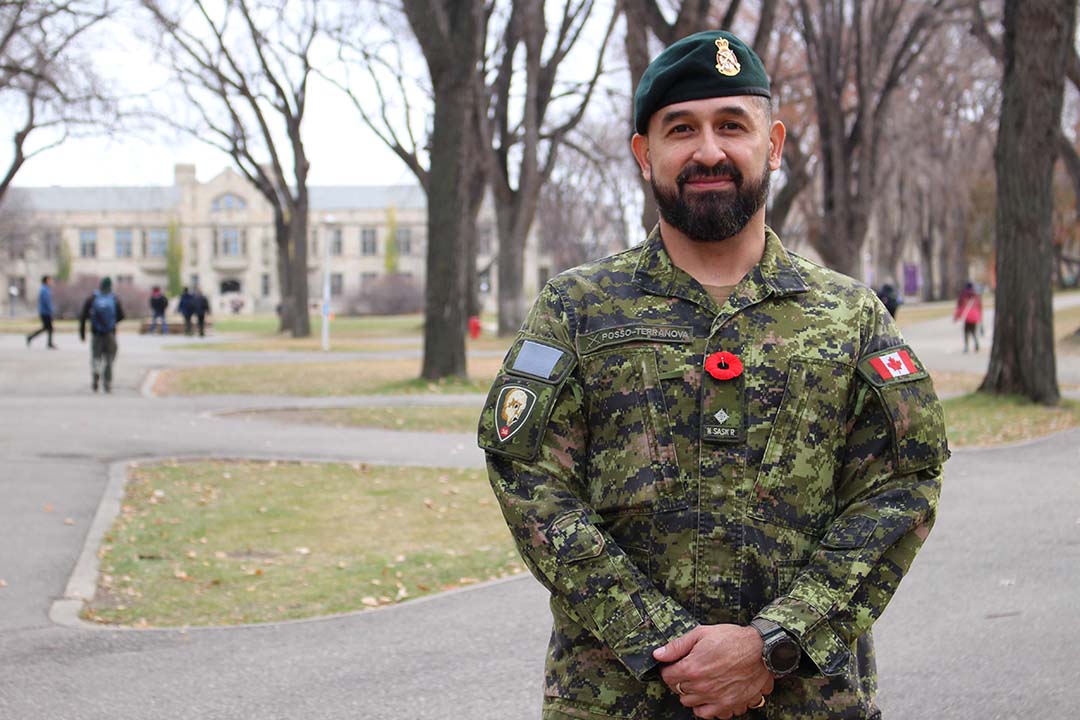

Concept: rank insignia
[[495, 385, 537, 441], [715, 37, 741, 77]]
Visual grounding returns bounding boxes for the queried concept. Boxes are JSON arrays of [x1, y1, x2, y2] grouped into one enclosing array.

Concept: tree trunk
[[288, 197, 311, 338], [980, 0, 1075, 404], [495, 203, 529, 336], [420, 77, 473, 379], [274, 212, 293, 334]]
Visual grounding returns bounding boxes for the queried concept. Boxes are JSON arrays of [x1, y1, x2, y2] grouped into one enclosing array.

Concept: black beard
[[651, 158, 771, 243]]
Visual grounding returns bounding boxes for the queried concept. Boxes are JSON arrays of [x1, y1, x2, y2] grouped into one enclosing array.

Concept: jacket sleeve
[[78, 296, 92, 339], [754, 295, 948, 675], [481, 284, 699, 680]]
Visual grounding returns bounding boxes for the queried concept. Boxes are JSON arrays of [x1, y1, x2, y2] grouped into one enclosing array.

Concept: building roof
[[7, 186, 180, 212], [309, 185, 426, 211], [7, 183, 426, 213]]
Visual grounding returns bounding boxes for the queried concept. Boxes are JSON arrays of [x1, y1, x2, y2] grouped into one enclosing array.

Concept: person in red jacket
[[954, 281, 983, 353]]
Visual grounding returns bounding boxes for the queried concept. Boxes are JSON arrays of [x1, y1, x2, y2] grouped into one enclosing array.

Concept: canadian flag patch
[[869, 349, 919, 381]]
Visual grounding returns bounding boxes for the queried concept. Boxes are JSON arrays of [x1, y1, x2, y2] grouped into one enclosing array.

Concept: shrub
[[347, 273, 424, 315], [52, 275, 152, 320]]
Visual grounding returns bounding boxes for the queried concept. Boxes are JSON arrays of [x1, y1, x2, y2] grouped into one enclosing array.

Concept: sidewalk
[[1, 320, 1079, 718]]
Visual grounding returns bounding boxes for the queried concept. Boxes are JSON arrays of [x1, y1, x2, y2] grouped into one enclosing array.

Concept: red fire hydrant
[[468, 315, 481, 340]]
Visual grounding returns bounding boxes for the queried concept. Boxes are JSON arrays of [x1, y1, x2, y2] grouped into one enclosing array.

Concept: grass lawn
[[943, 393, 1080, 448], [84, 460, 520, 627], [155, 355, 504, 396], [248, 406, 483, 433]]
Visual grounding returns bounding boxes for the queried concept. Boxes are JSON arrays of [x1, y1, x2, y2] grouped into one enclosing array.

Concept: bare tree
[[537, 113, 639, 272], [479, 0, 617, 335], [325, 1, 489, 373], [397, 0, 486, 379], [793, 0, 956, 279], [140, 0, 317, 337], [872, 21, 998, 300], [979, 0, 1075, 404], [0, 0, 114, 202]]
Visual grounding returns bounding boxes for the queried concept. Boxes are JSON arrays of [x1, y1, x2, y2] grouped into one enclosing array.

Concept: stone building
[[3, 164, 551, 317]]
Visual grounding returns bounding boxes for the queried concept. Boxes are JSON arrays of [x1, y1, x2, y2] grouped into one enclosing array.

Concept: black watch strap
[[751, 618, 801, 677]]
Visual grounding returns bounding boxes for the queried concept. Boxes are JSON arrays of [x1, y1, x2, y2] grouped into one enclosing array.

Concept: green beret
[[634, 30, 771, 134]]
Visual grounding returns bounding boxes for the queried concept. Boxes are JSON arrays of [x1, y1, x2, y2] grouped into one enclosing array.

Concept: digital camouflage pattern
[[478, 228, 948, 719]]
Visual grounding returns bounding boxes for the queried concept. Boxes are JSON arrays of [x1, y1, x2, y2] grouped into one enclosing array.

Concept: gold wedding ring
[[675, 682, 685, 695], [750, 696, 766, 709]]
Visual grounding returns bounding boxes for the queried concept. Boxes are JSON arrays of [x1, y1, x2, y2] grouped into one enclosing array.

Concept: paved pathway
[[1, 317, 1079, 718]]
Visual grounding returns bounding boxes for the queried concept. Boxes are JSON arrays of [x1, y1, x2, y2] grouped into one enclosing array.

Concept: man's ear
[[768, 120, 786, 171], [630, 133, 651, 181]]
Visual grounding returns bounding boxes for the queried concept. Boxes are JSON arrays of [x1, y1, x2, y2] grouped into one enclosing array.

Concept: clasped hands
[[653, 624, 774, 719]]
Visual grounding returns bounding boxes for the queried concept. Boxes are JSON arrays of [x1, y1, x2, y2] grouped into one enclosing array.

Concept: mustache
[[677, 162, 743, 188]]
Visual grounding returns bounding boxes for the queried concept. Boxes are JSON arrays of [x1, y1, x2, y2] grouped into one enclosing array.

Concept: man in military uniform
[[479, 30, 947, 720]]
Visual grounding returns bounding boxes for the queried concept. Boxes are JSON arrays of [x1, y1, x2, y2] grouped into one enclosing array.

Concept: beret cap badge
[[714, 38, 741, 76]]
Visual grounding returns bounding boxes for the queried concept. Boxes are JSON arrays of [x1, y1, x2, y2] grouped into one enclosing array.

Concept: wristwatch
[[750, 618, 802, 677]]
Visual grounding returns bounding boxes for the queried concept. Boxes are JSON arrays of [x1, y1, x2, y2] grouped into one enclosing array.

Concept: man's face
[[631, 96, 784, 243]]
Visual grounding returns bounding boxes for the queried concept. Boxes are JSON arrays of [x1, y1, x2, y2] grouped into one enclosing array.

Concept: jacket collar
[[632, 225, 809, 308]]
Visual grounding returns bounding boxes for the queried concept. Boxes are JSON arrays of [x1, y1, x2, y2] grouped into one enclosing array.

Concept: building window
[[330, 273, 343, 296], [147, 228, 169, 257], [79, 229, 97, 258], [190, 273, 199, 289], [330, 227, 343, 256], [221, 227, 242, 256], [189, 239, 198, 263], [361, 272, 377, 285], [115, 229, 133, 258], [116, 274, 134, 286], [361, 227, 377, 255], [211, 193, 246, 211], [396, 227, 412, 256], [261, 273, 271, 297], [43, 229, 60, 259]]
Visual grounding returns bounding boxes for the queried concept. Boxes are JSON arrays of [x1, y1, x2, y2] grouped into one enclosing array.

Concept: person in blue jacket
[[26, 275, 57, 349]]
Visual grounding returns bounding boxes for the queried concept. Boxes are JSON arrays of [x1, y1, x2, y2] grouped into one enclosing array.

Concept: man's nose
[[692, 129, 727, 166]]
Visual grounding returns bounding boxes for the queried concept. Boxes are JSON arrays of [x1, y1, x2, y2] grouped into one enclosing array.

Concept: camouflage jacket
[[479, 228, 948, 719]]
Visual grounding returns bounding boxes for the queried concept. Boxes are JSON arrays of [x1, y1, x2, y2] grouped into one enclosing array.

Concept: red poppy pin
[[705, 351, 743, 381]]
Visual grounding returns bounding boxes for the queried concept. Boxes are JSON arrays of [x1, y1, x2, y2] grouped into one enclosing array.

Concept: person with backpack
[[79, 277, 125, 393]]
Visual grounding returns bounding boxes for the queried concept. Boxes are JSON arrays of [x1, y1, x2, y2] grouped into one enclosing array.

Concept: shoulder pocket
[[857, 345, 949, 475], [478, 337, 577, 461]]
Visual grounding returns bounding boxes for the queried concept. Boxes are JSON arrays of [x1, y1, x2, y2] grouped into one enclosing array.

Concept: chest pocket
[[749, 357, 851, 533], [581, 346, 686, 515]]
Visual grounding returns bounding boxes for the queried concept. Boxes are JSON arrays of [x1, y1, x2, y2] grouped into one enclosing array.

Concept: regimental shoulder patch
[[495, 384, 537, 441], [856, 345, 929, 387]]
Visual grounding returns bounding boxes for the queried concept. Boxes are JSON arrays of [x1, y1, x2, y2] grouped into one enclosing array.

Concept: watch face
[[770, 638, 801, 673]]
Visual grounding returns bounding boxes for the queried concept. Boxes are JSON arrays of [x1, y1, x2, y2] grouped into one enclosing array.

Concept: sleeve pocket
[[874, 376, 950, 475], [548, 511, 606, 563]]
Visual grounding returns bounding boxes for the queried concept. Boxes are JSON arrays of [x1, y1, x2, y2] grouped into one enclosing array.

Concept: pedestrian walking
[[79, 277, 125, 393], [954, 281, 983, 353], [149, 286, 168, 334], [478, 30, 948, 720], [193, 288, 210, 336], [178, 286, 195, 335], [26, 275, 57, 349], [876, 282, 900, 318]]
